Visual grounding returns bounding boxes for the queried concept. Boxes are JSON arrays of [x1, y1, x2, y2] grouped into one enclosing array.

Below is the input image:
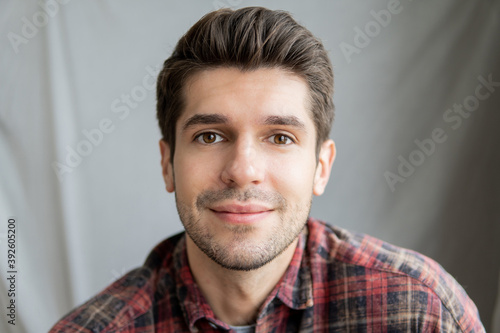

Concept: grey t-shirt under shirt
[[229, 324, 256, 333]]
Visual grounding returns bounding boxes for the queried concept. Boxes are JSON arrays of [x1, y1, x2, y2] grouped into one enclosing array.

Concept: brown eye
[[273, 134, 292, 145], [196, 132, 223, 144], [203, 133, 216, 143]]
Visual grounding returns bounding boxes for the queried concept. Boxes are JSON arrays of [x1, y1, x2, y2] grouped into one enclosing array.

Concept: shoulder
[[49, 268, 155, 332], [306, 218, 484, 332], [49, 232, 185, 333]]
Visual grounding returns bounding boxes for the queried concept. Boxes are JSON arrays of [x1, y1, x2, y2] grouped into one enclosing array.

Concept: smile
[[209, 203, 273, 224]]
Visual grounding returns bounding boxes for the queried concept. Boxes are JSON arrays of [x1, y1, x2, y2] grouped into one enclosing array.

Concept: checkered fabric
[[50, 218, 484, 332]]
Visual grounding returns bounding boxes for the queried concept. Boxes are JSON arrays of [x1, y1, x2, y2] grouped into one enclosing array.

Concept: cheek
[[174, 154, 223, 201], [267, 153, 316, 200]]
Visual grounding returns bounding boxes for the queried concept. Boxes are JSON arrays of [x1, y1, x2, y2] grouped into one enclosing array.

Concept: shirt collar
[[272, 225, 314, 310], [172, 236, 231, 331]]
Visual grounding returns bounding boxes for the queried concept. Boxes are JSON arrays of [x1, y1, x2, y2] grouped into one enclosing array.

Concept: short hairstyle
[[157, 6, 334, 161]]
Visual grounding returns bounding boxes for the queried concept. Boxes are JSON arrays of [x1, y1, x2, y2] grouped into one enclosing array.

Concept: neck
[[186, 237, 298, 326]]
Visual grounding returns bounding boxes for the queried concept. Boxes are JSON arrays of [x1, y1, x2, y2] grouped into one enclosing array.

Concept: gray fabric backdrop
[[1, 0, 499, 331]]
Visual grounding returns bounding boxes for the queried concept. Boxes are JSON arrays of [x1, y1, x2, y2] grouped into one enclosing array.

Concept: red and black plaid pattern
[[50, 219, 484, 332]]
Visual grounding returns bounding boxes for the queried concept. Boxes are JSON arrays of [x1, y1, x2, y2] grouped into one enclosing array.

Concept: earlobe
[[159, 140, 175, 193], [313, 140, 336, 196]]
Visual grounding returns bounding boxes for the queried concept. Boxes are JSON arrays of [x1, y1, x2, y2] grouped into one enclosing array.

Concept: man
[[51, 7, 484, 332]]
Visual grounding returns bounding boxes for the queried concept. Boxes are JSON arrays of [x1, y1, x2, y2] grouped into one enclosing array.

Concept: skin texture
[[159, 67, 335, 325]]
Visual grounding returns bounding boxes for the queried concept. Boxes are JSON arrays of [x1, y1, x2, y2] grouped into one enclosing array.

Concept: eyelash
[[193, 132, 296, 145], [194, 132, 224, 144], [269, 134, 294, 145]]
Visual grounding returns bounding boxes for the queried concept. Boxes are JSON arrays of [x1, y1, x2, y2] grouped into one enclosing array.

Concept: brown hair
[[157, 7, 334, 161]]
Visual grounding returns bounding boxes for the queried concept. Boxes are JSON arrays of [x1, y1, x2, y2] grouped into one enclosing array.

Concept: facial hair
[[176, 187, 311, 271]]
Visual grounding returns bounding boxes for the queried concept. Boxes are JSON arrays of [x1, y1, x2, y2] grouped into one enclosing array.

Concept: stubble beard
[[176, 188, 311, 271]]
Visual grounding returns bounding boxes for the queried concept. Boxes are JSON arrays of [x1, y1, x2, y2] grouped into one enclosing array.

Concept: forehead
[[178, 67, 314, 128]]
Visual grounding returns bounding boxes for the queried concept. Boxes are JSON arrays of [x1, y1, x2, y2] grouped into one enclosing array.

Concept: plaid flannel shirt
[[50, 218, 484, 332]]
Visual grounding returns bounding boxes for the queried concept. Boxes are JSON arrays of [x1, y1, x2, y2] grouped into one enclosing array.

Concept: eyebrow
[[181, 113, 307, 131], [182, 114, 229, 131], [264, 115, 306, 130]]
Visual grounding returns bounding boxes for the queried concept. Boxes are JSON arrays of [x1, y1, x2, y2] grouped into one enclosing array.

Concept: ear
[[313, 139, 336, 196], [159, 139, 175, 193]]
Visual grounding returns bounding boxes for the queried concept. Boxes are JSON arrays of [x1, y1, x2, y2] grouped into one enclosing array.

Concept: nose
[[221, 136, 265, 187]]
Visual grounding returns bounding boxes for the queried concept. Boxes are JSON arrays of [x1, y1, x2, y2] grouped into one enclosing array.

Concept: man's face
[[160, 67, 334, 271]]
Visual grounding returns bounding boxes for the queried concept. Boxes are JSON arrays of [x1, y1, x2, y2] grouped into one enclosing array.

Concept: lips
[[209, 203, 273, 224]]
